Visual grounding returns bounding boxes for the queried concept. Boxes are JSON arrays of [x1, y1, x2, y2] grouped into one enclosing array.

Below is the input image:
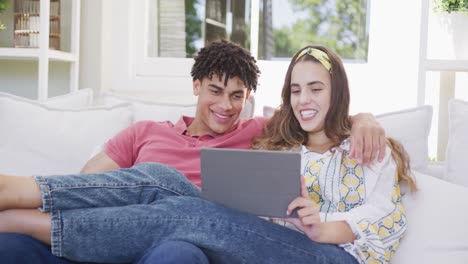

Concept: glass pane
[[258, 0, 370, 61], [148, 0, 251, 58]]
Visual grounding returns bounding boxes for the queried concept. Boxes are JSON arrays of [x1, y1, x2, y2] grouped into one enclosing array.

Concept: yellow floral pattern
[[339, 158, 365, 212], [303, 156, 366, 213], [303, 159, 325, 205], [345, 172, 406, 264]]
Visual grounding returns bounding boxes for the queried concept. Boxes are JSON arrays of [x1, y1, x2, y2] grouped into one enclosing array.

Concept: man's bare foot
[[0, 176, 42, 210]]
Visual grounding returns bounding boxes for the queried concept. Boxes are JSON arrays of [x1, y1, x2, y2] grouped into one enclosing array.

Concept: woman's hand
[[283, 177, 323, 242]]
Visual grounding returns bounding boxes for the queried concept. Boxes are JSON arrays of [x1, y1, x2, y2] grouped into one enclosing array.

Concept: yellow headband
[[294, 48, 332, 73]]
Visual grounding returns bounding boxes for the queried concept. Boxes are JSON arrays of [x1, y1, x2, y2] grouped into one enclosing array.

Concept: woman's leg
[[0, 176, 42, 210], [0, 163, 200, 212], [134, 241, 209, 264], [52, 196, 357, 264], [0, 209, 51, 244]]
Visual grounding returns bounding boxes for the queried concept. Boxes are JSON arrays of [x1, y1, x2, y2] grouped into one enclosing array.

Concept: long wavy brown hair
[[253, 45, 417, 192]]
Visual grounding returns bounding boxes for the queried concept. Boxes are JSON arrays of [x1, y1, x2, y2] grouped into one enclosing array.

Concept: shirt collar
[[174, 115, 241, 138], [174, 116, 193, 135]]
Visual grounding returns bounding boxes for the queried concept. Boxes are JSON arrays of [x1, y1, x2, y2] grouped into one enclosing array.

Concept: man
[[0, 41, 385, 263]]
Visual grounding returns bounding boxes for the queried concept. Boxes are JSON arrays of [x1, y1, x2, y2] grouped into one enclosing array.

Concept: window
[[147, 0, 370, 61]]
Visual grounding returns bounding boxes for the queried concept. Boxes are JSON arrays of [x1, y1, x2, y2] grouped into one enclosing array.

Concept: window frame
[[111, 0, 369, 92], [133, 0, 260, 78]]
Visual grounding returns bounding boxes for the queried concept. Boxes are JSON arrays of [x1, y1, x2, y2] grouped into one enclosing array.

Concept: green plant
[[0, 0, 8, 12], [433, 0, 468, 13], [0, 0, 7, 30]]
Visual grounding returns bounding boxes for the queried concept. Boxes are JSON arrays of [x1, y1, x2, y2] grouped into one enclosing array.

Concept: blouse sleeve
[[320, 148, 407, 264]]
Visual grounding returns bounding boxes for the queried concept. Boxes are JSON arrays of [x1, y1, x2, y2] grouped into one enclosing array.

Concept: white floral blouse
[[274, 139, 407, 264]]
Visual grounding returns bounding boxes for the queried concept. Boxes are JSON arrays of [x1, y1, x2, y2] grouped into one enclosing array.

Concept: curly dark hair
[[190, 40, 260, 92]]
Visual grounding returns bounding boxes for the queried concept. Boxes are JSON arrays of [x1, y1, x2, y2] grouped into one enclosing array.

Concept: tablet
[[200, 148, 301, 218]]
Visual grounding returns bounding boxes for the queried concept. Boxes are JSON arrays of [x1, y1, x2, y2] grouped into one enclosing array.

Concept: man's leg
[[0, 162, 200, 245], [0, 233, 77, 264], [135, 241, 209, 264], [0, 162, 200, 212], [51, 196, 358, 264]]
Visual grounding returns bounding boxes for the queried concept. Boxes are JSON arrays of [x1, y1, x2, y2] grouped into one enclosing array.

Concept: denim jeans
[[0, 234, 208, 264], [0, 233, 80, 264], [35, 163, 357, 264], [136, 240, 209, 264]]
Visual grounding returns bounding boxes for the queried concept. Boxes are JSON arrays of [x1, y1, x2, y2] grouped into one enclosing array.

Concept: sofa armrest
[[393, 171, 468, 263]]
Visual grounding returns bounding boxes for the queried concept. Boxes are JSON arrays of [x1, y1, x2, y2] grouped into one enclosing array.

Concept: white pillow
[[376, 106, 432, 171], [263, 105, 275, 117], [43, 88, 94, 109], [0, 93, 134, 176], [393, 171, 468, 263], [445, 99, 468, 187], [100, 93, 197, 123], [240, 95, 255, 119], [100, 92, 255, 123]]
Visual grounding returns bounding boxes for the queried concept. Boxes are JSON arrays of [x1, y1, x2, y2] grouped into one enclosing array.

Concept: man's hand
[[349, 113, 386, 165]]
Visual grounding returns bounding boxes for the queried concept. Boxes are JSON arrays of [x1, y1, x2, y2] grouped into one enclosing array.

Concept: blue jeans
[[35, 163, 357, 264], [0, 233, 209, 264], [0, 234, 208, 264], [0, 233, 79, 264], [136, 241, 209, 264]]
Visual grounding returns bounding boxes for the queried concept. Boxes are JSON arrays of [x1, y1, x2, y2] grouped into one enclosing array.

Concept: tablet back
[[201, 148, 301, 218]]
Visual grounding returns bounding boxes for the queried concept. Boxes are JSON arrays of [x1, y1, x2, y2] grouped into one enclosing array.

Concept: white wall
[[78, 0, 104, 94]]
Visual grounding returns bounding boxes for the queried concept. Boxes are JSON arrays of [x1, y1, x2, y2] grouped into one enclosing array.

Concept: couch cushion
[[241, 95, 255, 119], [100, 93, 196, 123], [445, 99, 468, 187], [392, 172, 468, 263], [99, 92, 255, 123], [0, 93, 133, 175], [263, 105, 275, 117], [376, 106, 432, 171], [43, 88, 94, 109]]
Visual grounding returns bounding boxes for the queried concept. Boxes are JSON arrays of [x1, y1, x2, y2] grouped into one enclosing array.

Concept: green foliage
[[0, 0, 8, 13], [0, 0, 7, 30], [273, 0, 369, 61], [433, 0, 468, 13], [185, 0, 202, 58]]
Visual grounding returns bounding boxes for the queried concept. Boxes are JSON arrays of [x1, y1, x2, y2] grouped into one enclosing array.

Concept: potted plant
[[433, 0, 468, 59], [433, 0, 468, 13], [0, 0, 8, 30]]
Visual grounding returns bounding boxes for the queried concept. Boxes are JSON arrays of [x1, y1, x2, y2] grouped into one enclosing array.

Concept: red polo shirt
[[104, 116, 267, 187]]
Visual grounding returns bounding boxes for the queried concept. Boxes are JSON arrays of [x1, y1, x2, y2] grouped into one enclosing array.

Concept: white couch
[[1, 90, 468, 263]]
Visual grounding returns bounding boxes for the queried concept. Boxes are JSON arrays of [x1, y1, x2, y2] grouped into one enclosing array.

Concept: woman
[[0, 46, 415, 264], [253, 45, 417, 263]]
